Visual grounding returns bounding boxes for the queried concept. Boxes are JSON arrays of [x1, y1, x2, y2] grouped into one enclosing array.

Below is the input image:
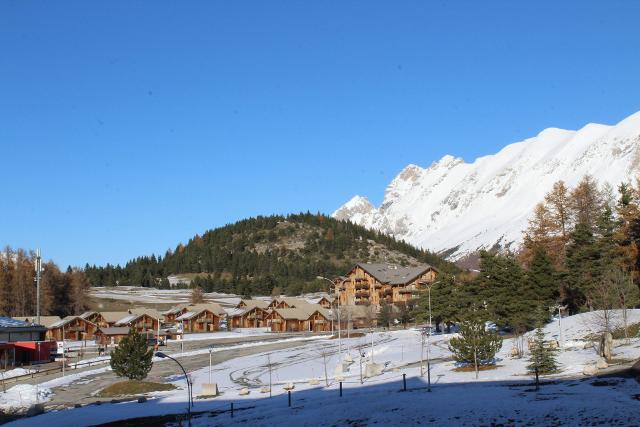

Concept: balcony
[[355, 283, 369, 290], [355, 291, 369, 298]]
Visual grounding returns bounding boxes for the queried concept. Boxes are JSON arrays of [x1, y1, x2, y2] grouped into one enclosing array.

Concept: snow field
[[4, 310, 640, 426]]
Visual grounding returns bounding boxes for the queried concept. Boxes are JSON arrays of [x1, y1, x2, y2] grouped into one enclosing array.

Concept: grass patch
[[97, 381, 176, 398], [453, 364, 501, 372], [329, 332, 366, 339], [611, 323, 640, 340]]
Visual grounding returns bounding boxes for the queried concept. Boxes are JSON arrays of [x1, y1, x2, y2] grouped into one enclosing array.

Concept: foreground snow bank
[[0, 384, 50, 414]]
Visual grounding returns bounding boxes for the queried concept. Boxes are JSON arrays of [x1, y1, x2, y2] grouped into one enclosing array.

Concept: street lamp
[[419, 280, 438, 392], [550, 303, 567, 349], [317, 276, 342, 360], [156, 352, 192, 426], [426, 281, 433, 392], [208, 346, 213, 384]]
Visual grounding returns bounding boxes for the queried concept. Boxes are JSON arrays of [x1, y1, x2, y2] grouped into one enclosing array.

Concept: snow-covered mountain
[[333, 111, 640, 260]]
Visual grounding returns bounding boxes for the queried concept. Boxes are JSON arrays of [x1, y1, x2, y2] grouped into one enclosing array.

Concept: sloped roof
[[356, 263, 435, 285], [21, 316, 62, 328], [162, 306, 188, 316], [272, 308, 313, 321], [176, 311, 197, 321], [129, 308, 163, 319], [237, 299, 269, 310], [115, 314, 140, 326], [49, 316, 95, 329], [101, 312, 131, 323], [187, 303, 226, 316], [271, 297, 313, 308], [79, 311, 97, 320]]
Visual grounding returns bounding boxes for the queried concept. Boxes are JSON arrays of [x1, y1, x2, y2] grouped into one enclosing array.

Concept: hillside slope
[[85, 213, 458, 296], [334, 110, 640, 259]]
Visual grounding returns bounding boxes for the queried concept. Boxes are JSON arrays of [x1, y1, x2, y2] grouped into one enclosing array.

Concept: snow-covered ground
[[181, 328, 271, 341], [5, 310, 640, 426]]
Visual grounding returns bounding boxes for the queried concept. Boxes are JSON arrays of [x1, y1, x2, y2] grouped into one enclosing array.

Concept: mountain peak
[[333, 110, 640, 260]]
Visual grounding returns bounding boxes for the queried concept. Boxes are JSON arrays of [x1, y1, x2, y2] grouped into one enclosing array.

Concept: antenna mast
[[35, 248, 42, 325]]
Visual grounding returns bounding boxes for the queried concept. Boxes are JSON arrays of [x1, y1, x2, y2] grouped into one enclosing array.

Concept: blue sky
[[2, 1, 640, 268]]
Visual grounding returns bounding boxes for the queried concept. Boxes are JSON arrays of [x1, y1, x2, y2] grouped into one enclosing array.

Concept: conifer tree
[[527, 324, 559, 389], [110, 329, 154, 380], [448, 313, 502, 379], [377, 300, 393, 328]]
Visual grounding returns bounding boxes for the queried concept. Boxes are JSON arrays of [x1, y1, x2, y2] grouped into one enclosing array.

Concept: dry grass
[[97, 381, 176, 397]]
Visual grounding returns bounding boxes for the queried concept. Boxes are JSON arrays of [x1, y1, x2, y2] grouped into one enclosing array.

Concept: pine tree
[[527, 246, 559, 304], [377, 300, 393, 328], [527, 326, 559, 381], [448, 313, 502, 379], [110, 329, 154, 380]]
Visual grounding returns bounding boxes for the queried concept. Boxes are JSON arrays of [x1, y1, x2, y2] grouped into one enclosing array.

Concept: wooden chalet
[[177, 309, 221, 333], [313, 296, 335, 309], [162, 306, 189, 324], [229, 300, 270, 329], [94, 327, 131, 346], [99, 312, 132, 327], [268, 297, 311, 310], [47, 316, 98, 341], [266, 306, 332, 333], [337, 263, 438, 307], [114, 313, 159, 334], [307, 309, 332, 332], [79, 311, 106, 326]]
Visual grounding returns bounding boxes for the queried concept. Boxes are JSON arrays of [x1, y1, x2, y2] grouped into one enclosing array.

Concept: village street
[[3, 332, 316, 410]]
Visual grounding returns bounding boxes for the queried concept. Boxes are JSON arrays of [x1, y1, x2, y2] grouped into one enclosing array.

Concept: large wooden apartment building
[[337, 263, 438, 307]]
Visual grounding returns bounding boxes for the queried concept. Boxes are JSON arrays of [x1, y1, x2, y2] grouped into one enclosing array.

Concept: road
[[11, 333, 323, 411]]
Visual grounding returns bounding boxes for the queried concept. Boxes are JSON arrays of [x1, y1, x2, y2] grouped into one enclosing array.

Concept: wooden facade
[[178, 309, 221, 333], [337, 263, 438, 308], [162, 307, 189, 324], [308, 310, 331, 332], [48, 317, 98, 341], [266, 308, 332, 333], [115, 313, 159, 334]]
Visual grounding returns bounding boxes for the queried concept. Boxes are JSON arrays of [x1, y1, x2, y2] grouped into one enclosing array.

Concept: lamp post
[[208, 346, 213, 384], [317, 276, 342, 361], [419, 280, 437, 391], [550, 304, 567, 349], [156, 352, 192, 426], [426, 282, 433, 392]]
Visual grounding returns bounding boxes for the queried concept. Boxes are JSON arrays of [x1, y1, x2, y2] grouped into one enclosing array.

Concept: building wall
[[48, 318, 98, 341], [183, 311, 219, 333], [338, 267, 438, 308]]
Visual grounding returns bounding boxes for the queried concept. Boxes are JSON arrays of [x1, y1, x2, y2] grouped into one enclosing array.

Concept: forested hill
[[84, 213, 459, 296]]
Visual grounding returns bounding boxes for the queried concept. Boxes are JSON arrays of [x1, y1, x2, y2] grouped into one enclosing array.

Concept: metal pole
[[268, 354, 272, 397], [209, 348, 212, 384], [427, 285, 432, 391], [420, 333, 424, 377], [62, 324, 65, 377], [337, 285, 342, 361], [35, 249, 41, 325], [370, 327, 374, 363], [558, 306, 563, 349]]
